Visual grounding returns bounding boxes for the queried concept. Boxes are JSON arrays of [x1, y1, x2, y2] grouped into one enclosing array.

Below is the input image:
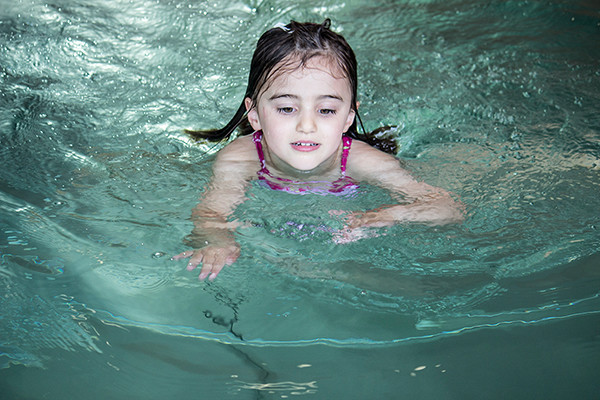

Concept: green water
[[1, 0, 599, 398]]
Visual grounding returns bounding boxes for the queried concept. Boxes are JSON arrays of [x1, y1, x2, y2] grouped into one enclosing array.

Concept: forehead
[[262, 55, 351, 96]]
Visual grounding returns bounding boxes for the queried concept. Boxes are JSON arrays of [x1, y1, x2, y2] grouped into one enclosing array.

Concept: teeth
[[294, 142, 317, 146]]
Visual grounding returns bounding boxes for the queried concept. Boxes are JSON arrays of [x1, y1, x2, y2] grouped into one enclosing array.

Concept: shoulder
[[347, 140, 447, 198], [347, 139, 396, 162], [215, 134, 257, 163], [212, 135, 259, 180], [347, 139, 413, 183]]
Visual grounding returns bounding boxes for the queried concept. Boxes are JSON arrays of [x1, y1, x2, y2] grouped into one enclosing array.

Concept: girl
[[173, 20, 464, 281]]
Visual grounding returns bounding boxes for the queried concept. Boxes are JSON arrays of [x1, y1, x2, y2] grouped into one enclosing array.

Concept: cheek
[[258, 107, 276, 126]]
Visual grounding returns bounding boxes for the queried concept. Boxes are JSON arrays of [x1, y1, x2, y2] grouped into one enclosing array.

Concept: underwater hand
[[332, 226, 380, 244], [172, 243, 240, 281], [344, 209, 396, 229], [330, 209, 392, 244]]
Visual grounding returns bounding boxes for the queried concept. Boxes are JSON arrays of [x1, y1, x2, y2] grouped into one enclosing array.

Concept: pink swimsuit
[[252, 130, 358, 195]]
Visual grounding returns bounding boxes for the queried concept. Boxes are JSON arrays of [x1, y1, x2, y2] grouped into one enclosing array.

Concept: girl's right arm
[[172, 136, 257, 280]]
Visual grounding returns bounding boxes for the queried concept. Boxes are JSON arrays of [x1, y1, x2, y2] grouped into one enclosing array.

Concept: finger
[[198, 261, 218, 281], [328, 209, 346, 216], [332, 229, 352, 244], [224, 254, 238, 266], [172, 250, 193, 260], [199, 251, 228, 281], [224, 247, 241, 266], [344, 213, 362, 229], [208, 252, 230, 281], [187, 253, 204, 271], [198, 253, 215, 280], [208, 263, 226, 281]]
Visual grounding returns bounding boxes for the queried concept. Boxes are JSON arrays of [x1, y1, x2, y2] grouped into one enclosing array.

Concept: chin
[[291, 164, 319, 173]]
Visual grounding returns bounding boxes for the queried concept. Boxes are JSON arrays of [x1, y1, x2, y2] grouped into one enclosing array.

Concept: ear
[[245, 97, 261, 131], [343, 106, 356, 133]]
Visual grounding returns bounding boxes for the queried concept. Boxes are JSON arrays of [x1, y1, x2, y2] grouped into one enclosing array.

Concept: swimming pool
[[1, 0, 599, 398]]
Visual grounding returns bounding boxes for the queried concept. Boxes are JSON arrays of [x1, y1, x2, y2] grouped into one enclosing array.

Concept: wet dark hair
[[185, 19, 397, 154]]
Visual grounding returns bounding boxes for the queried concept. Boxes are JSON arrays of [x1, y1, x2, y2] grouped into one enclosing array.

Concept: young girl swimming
[[173, 19, 464, 281]]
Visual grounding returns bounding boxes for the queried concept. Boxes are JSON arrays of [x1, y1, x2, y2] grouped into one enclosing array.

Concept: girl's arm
[[173, 136, 257, 280], [345, 142, 465, 228]]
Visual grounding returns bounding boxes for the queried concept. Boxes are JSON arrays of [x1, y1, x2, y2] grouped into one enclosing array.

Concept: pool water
[[1, 0, 599, 398]]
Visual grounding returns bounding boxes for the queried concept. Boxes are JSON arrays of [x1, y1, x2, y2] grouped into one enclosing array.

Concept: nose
[[296, 111, 317, 134]]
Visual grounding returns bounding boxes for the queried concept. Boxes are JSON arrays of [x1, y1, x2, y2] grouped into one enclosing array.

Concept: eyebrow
[[268, 93, 344, 101]]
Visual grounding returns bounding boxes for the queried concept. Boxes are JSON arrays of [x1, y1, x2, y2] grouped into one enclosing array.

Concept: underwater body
[[1, 0, 599, 398]]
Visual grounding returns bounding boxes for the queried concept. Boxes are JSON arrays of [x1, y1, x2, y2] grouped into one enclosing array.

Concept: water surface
[[1, 0, 599, 398]]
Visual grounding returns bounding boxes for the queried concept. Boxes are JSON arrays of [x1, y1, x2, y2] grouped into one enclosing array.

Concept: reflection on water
[[234, 380, 318, 396], [1, 0, 599, 398]]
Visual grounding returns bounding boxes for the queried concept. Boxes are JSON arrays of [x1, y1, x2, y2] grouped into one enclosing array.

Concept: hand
[[330, 209, 392, 244], [343, 208, 396, 229], [172, 243, 240, 281], [332, 226, 381, 244]]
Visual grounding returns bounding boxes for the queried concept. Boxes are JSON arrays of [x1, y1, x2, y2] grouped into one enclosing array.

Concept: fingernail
[[199, 273, 208, 280], [209, 273, 217, 281]]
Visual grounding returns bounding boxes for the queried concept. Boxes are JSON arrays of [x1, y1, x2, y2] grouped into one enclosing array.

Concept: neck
[[263, 141, 343, 181]]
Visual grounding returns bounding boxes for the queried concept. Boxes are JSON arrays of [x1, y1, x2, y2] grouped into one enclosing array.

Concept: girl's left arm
[[345, 143, 465, 228]]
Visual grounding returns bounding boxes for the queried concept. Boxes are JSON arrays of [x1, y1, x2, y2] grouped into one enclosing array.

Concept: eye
[[319, 109, 337, 115], [277, 107, 295, 114]]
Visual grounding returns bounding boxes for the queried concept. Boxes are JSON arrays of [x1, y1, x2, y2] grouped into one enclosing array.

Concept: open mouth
[[292, 142, 319, 147], [291, 141, 320, 152]]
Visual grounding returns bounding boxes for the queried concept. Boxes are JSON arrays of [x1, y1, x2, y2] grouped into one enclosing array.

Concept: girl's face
[[245, 57, 356, 174]]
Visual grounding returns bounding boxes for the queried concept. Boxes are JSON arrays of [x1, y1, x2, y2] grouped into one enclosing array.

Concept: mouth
[[291, 141, 320, 151]]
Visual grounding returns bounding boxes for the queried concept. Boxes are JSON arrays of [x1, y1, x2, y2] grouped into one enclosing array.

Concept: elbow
[[427, 195, 466, 226], [441, 198, 466, 225], [448, 208, 466, 225]]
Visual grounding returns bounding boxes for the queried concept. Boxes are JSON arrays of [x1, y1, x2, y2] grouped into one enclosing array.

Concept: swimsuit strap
[[340, 135, 352, 176], [252, 130, 357, 194], [253, 130, 352, 176], [253, 130, 268, 173], [253, 130, 289, 191]]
